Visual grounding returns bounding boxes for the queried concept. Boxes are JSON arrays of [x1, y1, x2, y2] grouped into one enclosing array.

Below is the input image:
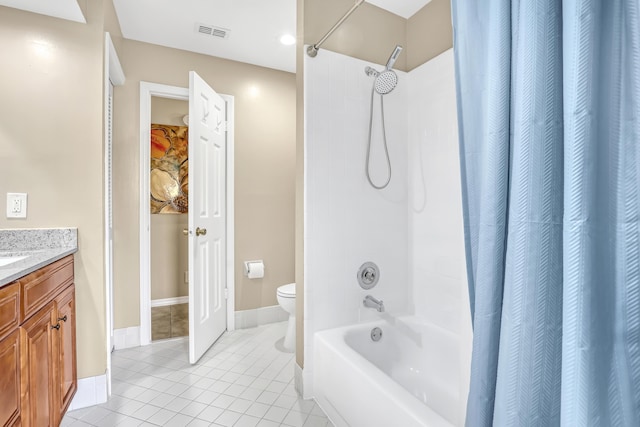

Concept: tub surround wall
[[304, 48, 409, 391], [408, 49, 472, 426], [297, 0, 455, 371], [304, 48, 471, 424]]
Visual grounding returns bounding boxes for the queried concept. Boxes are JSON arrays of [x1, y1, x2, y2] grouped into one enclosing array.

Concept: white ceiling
[[366, 0, 431, 19], [1, 0, 432, 73], [0, 0, 85, 23], [113, 0, 297, 73]]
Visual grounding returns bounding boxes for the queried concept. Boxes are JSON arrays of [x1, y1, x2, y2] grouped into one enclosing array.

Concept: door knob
[[196, 227, 207, 236], [183, 228, 189, 236]]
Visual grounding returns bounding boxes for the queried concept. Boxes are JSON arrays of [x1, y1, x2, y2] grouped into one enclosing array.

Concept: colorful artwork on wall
[[150, 124, 188, 214]]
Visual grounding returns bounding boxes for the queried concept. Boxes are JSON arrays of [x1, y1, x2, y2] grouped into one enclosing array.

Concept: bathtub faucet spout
[[363, 295, 385, 312]]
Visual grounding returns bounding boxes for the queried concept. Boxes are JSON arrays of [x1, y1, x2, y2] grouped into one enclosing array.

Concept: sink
[[0, 255, 28, 267]]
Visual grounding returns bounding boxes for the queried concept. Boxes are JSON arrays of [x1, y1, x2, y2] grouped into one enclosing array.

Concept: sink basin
[[0, 255, 28, 267]]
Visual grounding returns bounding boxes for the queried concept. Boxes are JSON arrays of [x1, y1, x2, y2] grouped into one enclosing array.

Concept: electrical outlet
[[11, 198, 21, 213], [6, 193, 27, 219]]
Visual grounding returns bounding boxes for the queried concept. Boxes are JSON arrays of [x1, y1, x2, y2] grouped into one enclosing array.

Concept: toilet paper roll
[[247, 261, 265, 279]]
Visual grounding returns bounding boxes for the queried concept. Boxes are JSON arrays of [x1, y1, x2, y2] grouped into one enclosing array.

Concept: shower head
[[374, 70, 398, 95], [385, 45, 403, 71], [364, 45, 403, 95]]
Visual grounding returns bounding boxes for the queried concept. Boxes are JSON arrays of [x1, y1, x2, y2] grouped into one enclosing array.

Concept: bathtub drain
[[371, 327, 383, 342]]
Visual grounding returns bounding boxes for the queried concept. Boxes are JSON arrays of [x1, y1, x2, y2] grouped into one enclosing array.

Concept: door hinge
[[224, 288, 229, 299]]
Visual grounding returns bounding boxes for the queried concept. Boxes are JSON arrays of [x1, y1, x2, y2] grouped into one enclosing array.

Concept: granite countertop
[[0, 228, 78, 288]]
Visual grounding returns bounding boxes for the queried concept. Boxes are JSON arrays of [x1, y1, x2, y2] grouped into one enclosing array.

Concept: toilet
[[277, 283, 296, 352]]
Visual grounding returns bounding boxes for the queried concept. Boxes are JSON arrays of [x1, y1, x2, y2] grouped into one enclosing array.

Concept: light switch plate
[[6, 193, 27, 218]]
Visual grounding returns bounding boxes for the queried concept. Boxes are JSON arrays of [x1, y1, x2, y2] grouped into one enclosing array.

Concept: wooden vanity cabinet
[[0, 330, 21, 426], [0, 281, 21, 426], [53, 286, 77, 425], [21, 301, 56, 427], [0, 255, 76, 427]]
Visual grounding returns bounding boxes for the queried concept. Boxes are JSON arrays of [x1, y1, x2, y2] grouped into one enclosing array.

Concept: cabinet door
[[53, 286, 76, 424], [20, 302, 55, 427], [0, 330, 21, 426]]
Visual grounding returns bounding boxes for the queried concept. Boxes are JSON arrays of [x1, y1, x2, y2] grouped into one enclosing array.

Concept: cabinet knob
[[58, 315, 68, 322], [51, 324, 60, 330]]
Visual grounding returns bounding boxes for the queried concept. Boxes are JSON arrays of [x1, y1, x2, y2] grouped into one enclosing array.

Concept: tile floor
[[152, 303, 189, 340], [63, 322, 333, 427]]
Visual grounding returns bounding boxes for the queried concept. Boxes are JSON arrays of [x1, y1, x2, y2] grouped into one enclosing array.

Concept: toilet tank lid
[[277, 283, 296, 297]]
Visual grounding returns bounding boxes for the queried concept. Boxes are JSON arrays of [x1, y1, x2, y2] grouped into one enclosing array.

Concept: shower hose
[[365, 86, 392, 190]]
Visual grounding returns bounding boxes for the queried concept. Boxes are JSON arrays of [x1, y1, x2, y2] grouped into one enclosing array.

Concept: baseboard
[[235, 305, 288, 329], [151, 296, 189, 307], [295, 363, 314, 400], [68, 374, 108, 411], [113, 326, 141, 350]]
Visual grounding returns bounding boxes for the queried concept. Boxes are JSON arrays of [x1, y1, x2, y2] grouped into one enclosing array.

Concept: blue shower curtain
[[452, 0, 640, 425]]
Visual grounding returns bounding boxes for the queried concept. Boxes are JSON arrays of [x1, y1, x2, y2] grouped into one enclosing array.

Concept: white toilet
[[276, 283, 296, 352]]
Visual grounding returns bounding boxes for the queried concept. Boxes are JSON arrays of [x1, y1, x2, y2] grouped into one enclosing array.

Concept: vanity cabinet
[[0, 255, 76, 427], [0, 281, 21, 426]]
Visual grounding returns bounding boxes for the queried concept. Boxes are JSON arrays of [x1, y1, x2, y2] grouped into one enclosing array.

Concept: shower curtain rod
[[306, 0, 365, 58]]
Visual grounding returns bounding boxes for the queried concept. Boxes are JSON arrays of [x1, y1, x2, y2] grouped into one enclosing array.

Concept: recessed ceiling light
[[279, 34, 296, 46]]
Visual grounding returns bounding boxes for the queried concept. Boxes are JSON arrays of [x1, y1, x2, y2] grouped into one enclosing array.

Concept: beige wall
[[150, 98, 189, 300], [151, 97, 189, 127], [303, 0, 453, 73], [0, 4, 106, 379], [150, 214, 189, 299], [113, 39, 296, 328], [304, 0, 407, 71], [407, 0, 453, 71]]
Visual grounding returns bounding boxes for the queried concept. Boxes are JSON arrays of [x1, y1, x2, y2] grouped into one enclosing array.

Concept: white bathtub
[[313, 317, 462, 427]]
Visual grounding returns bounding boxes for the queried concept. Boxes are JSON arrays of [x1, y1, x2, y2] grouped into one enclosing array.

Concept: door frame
[[104, 32, 125, 397], [139, 81, 235, 346]]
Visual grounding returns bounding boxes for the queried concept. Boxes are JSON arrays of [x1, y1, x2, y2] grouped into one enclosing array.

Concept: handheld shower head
[[385, 45, 403, 70], [364, 45, 403, 95]]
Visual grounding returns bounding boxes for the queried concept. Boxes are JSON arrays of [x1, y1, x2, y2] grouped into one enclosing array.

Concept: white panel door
[[188, 71, 227, 364]]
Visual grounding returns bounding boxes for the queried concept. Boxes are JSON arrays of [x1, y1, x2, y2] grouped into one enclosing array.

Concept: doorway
[[149, 97, 190, 341], [139, 80, 236, 362]]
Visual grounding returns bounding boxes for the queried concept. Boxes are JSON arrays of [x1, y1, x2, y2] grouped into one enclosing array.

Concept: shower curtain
[[452, 0, 640, 425]]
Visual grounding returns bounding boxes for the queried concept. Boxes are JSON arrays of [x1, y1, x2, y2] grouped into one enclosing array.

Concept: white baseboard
[[151, 296, 189, 307], [235, 305, 289, 329], [295, 363, 313, 400], [113, 326, 141, 350], [68, 373, 108, 411]]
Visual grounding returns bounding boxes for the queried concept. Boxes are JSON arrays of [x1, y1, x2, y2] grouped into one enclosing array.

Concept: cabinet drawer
[[0, 282, 20, 341], [19, 256, 73, 323]]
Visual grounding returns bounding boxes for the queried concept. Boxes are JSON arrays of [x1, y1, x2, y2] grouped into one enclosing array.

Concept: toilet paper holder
[[244, 260, 265, 277]]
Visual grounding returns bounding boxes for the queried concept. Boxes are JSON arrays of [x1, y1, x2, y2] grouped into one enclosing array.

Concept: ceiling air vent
[[196, 23, 230, 40]]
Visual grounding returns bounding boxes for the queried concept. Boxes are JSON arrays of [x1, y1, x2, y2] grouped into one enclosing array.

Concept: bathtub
[[313, 317, 463, 427]]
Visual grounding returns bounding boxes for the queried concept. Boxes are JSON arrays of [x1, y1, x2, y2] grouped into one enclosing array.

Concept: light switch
[[6, 193, 27, 218]]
